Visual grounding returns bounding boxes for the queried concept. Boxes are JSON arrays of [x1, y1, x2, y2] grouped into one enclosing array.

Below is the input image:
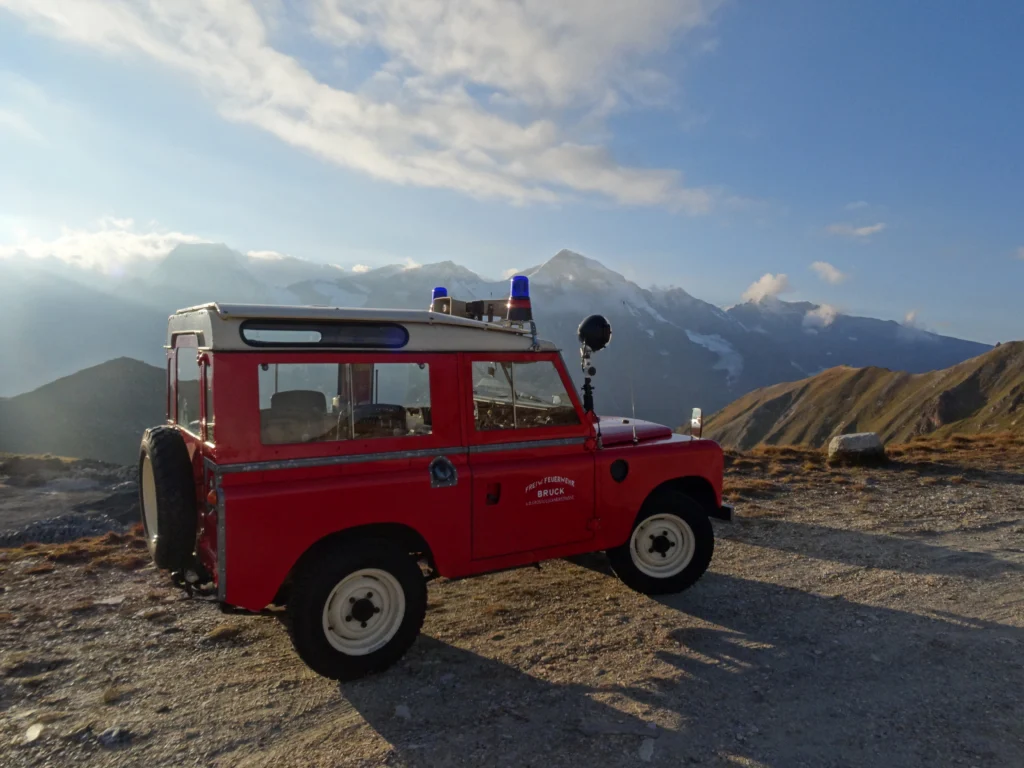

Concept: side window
[[258, 362, 431, 445], [473, 360, 579, 431], [176, 349, 201, 436], [472, 361, 515, 430]]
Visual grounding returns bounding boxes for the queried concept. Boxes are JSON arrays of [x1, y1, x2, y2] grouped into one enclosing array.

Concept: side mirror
[[690, 407, 703, 439]]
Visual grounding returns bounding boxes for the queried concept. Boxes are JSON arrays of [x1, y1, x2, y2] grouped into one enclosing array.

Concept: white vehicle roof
[[166, 303, 557, 353]]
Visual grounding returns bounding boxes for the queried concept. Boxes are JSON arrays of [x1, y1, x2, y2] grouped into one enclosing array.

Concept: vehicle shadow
[[730, 518, 1022, 578], [338, 635, 661, 766], [638, 571, 1024, 766], [336, 566, 1024, 767]]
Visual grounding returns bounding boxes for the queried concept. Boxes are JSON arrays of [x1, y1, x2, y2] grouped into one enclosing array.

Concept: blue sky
[[0, 0, 1021, 343]]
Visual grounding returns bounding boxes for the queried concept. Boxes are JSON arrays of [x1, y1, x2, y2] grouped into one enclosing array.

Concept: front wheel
[[606, 491, 714, 595], [287, 539, 427, 681]]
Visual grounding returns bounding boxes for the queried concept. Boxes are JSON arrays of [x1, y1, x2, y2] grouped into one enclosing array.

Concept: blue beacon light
[[510, 275, 530, 299], [507, 275, 532, 322], [430, 286, 448, 311]]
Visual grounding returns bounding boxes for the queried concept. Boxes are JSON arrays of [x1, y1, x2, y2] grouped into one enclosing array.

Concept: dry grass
[[101, 685, 128, 705], [721, 432, 1021, 501], [204, 623, 244, 643], [4, 532, 152, 576], [482, 603, 514, 616]]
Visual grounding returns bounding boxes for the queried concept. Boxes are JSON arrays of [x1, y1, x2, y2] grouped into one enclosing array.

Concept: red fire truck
[[139, 277, 733, 680]]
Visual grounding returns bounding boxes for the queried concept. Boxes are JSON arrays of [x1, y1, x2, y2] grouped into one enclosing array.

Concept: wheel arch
[[643, 475, 718, 519], [274, 523, 436, 605]]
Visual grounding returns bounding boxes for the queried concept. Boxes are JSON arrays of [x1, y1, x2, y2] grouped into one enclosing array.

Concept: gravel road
[[1, 444, 1022, 767]]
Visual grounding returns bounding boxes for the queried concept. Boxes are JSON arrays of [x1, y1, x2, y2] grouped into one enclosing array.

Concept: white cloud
[[803, 303, 839, 328], [0, 0, 722, 211], [742, 273, 790, 303], [898, 308, 936, 342], [845, 201, 869, 210], [247, 249, 289, 260], [0, 217, 206, 272], [501, 267, 520, 279], [351, 264, 370, 273], [402, 257, 422, 270], [809, 260, 848, 285], [0, 108, 43, 142], [826, 222, 886, 238]]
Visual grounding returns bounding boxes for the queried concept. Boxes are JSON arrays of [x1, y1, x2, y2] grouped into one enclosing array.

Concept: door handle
[[486, 482, 501, 505]]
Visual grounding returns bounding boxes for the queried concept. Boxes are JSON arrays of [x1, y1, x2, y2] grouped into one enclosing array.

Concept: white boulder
[[828, 432, 886, 464]]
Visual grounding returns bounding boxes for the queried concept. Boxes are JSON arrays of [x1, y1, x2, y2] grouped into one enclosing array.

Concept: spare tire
[[138, 426, 198, 571]]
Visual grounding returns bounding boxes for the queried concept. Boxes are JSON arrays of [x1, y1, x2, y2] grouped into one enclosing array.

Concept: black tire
[[606, 490, 714, 595], [287, 539, 427, 681], [138, 426, 198, 572]]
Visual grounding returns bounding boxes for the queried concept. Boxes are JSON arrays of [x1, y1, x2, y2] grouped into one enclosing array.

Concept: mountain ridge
[[0, 245, 991, 429], [705, 341, 1024, 449], [0, 357, 166, 464]]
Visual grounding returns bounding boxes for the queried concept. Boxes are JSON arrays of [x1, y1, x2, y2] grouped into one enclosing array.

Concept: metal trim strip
[[468, 436, 586, 454], [209, 436, 584, 475], [214, 446, 465, 474]]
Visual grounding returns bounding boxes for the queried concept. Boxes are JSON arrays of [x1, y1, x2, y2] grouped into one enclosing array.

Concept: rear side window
[[204, 357, 215, 443], [258, 362, 431, 445], [176, 349, 202, 436], [472, 360, 579, 431]]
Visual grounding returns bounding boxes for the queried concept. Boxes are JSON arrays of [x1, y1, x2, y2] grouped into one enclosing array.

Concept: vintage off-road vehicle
[[139, 277, 733, 680]]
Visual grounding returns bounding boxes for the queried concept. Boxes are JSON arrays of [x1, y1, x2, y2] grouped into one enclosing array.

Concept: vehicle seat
[[261, 390, 330, 444]]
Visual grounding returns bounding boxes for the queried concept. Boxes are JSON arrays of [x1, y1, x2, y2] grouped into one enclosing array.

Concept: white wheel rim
[[322, 569, 406, 656], [141, 455, 158, 551], [629, 513, 696, 578]]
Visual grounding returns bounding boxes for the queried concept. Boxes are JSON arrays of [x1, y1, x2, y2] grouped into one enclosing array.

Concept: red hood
[[595, 416, 673, 446]]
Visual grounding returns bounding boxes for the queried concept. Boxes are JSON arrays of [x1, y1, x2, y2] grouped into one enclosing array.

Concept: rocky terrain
[[706, 342, 1024, 450], [0, 455, 138, 546], [1, 435, 1022, 767]]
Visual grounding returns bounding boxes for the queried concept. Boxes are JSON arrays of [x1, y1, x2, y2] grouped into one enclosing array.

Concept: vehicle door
[[210, 351, 470, 608], [465, 353, 596, 560]]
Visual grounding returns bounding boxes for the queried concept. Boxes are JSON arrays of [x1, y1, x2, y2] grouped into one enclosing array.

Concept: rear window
[[241, 321, 409, 349], [257, 362, 431, 444]]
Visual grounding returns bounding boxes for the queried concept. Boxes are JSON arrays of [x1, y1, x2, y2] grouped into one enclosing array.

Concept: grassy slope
[[706, 341, 1024, 449], [0, 358, 165, 465]]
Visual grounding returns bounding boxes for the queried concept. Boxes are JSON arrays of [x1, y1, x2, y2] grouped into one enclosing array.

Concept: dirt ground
[[1, 437, 1023, 767]]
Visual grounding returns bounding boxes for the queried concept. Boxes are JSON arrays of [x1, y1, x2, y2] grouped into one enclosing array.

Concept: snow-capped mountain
[[0, 246, 991, 428]]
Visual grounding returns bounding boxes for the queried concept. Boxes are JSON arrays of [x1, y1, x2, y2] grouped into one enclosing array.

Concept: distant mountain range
[[705, 342, 1024, 449], [0, 244, 992, 429], [0, 358, 165, 464]]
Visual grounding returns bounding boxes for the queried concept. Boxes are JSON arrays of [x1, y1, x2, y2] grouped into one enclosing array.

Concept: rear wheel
[[287, 539, 427, 681], [138, 427, 197, 572], [607, 490, 714, 595]]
